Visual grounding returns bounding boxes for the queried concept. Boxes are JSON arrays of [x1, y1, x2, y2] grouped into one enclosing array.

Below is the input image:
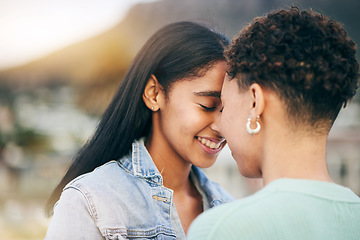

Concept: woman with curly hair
[[188, 7, 360, 239]]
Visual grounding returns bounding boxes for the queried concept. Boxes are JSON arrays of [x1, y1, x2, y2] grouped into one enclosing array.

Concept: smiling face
[[152, 61, 227, 168]]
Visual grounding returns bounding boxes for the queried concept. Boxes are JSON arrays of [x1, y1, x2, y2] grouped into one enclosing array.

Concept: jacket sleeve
[[44, 186, 104, 240]]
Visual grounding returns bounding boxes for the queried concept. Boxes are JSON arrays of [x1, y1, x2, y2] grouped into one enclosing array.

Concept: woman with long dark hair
[[45, 21, 232, 239]]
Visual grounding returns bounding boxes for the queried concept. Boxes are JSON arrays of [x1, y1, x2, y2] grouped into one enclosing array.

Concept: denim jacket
[[45, 139, 233, 239]]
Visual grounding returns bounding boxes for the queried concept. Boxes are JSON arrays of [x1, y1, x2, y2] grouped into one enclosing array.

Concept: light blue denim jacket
[[45, 139, 233, 239]]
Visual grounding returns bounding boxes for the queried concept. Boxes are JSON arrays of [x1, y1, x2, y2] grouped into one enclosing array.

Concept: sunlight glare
[[0, 0, 157, 70]]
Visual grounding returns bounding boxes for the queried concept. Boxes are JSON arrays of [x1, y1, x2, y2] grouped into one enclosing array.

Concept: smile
[[196, 136, 223, 150]]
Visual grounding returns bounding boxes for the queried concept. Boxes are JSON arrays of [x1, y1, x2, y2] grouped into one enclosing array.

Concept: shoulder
[[59, 159, 152, 220], [63, 160, 147, 207], [189, 179, 360, 240], [61, 159, 142, 210], [58, 161, 130, 212], [194, 184, 318, 224], [195, 187, 274, 221], [66, 160, 130, 191], [188, 187, 297, 240]]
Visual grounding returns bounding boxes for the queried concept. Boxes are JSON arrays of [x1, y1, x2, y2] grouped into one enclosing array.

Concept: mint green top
[[188, 178, 360, 240]]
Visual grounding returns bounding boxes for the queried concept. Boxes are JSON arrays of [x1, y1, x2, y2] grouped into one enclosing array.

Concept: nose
[[210, 111, 221, 134]]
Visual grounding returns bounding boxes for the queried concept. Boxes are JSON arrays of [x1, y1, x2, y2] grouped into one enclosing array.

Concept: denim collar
[[118, 138, 164, 185], [190, 165, 233, 207], [118, 138, 233, 205]]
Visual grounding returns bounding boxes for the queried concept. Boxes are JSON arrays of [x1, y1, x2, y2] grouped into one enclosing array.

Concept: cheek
[[177, 107, 199, 127], [163, 104, 203, 136], [220, 110, 240, 138], [220, 108, 249, 157]]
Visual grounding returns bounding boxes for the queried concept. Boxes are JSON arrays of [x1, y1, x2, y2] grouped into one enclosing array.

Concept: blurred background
[[0, 0, 359, 239]]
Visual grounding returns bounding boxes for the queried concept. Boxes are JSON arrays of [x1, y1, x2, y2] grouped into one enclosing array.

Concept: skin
[[215, 75, 332, 186], [142, 61, 227, 234]]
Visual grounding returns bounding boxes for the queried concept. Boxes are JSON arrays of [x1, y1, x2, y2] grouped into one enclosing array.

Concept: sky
[[0, 0, 156, 70]]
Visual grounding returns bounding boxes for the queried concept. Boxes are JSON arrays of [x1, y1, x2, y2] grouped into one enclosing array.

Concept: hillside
[[0, 0, 359, 113]]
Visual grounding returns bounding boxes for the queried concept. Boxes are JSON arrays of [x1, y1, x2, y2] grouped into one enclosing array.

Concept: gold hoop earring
[[246, 115, 261, 135]]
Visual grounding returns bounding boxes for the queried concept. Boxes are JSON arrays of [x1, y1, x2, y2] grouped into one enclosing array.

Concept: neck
[[261, 131, 332, 186], [145, 131, 193, 192]]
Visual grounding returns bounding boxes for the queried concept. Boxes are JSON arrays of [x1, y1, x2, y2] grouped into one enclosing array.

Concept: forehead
[[221, 77, 238, 98], [169, 61, 226, 95]]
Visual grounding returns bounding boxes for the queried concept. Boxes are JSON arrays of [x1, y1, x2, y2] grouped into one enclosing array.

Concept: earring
[[246, 115, 261, 135], [151, 107, 154, 110]]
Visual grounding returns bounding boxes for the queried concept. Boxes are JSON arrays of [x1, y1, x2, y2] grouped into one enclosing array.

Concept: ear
[[143, 75, 162, 111], [248, 83, 265, 120]]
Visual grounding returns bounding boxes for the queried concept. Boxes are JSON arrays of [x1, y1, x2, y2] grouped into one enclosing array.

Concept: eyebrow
[[193, 91, 221, 98]]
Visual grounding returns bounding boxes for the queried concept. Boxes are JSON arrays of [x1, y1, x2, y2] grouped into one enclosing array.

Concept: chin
[[237, 164, 261, 178], [193, 160, 217, 169]]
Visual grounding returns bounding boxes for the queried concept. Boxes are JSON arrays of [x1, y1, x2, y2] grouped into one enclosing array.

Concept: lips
[[196, 136, 225, 150]]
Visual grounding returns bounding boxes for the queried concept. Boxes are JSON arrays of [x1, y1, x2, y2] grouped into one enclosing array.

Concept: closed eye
[[200, 104, 217, 111], [220, 106, 224, 113]]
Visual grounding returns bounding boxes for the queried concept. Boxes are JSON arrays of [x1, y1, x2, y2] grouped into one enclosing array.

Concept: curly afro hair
[[226, 6, 359, 132]]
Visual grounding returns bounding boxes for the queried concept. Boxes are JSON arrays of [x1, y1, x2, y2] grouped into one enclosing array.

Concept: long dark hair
[[46, 21, 229, 214]]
